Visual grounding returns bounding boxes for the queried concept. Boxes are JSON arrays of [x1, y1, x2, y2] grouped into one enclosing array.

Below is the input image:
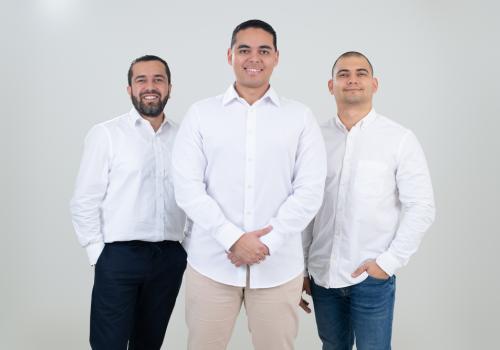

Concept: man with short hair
[[70, 55, 186, 350], [172, 20, 326, 350], [301, 51, 435, 350]]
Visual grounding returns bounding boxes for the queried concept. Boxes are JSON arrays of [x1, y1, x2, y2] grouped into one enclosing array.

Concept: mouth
[[140, 93, 160, 102], [244, 67, 263, 75], [344, 88, 362, 92]]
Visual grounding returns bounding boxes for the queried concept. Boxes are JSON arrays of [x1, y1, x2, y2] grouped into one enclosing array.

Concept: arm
[[69, 125, 111, 265], [376, 130, 436, 276], [172, 105, 245, 251], [302, 218, 315, 276], [260, 109, 327, 254]]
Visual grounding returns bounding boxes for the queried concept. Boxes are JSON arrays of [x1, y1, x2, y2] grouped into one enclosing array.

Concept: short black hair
[[128, 55, 171, 86], [332, 51, 374, 76], [230, 19, 277, 50]]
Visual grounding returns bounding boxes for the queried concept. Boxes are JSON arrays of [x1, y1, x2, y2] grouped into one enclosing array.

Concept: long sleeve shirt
[[70, 108, 186, 265], [172, 85, 326, 288], [303, 109, 435, 288]]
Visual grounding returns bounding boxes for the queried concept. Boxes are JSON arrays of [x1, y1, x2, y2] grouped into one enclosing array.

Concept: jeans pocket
[[365, 274, 390, 283]]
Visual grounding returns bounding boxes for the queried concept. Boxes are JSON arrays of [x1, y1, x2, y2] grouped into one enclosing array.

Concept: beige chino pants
[[185, 264, 303, 350]]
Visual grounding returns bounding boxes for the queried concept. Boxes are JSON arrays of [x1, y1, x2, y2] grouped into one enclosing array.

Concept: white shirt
[[303, 109, 435, 288], [172, 85, 326, 288], [70, 108, 186, 265]]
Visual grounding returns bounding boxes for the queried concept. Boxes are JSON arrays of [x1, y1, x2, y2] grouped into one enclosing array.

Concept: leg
[[129, 241, 187, 350], [350, 276, 396, 350], [90, 243, 145, 350], [310, 279, 354, 350], [185, 264, 243, 350], [245, 274, 303, 350]]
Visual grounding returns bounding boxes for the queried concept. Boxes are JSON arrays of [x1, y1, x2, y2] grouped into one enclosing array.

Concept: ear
[[328, 79, 334, 95], [372, 77, 379, 94], [274, 49, 280, 67], [127, 85, 132, 97], [227, 48, 233, 66], [168, 84, 172, 97]]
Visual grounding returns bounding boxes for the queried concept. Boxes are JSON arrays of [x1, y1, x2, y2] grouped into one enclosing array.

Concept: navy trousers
[[90, 240, 187, 350]]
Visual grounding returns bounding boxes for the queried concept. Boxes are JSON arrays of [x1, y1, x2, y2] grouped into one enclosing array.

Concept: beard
[[131, 90, 169, 117]]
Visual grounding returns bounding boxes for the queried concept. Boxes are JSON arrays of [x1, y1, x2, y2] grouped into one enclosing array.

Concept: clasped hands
[[227, 225, 272, 267]]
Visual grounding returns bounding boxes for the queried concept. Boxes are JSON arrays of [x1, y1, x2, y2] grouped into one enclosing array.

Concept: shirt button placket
[[244, 108, 256, 230]]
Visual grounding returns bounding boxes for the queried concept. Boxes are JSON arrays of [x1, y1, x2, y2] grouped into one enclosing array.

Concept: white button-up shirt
[[70, 108, 186, 265], [172, 85, 326, 288], [303, 109, 435, 288]]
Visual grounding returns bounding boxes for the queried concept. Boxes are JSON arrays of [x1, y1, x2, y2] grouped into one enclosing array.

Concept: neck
[[142, 113, 165, 132], [234, 82, 270, 105], [337, 104, 372, 131]]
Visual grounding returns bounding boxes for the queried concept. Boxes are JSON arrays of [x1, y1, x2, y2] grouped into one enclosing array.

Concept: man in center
[[172, 19, 327, 350]]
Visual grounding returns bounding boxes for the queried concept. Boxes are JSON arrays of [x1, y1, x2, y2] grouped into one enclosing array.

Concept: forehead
[[334, 56, 371, 73], [131, 60, 167, 77], [233, 27, 274, 48]]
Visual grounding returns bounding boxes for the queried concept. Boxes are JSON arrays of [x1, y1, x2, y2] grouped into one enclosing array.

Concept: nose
[[347, 76, 358, 85], [248, 50, 261, 62]]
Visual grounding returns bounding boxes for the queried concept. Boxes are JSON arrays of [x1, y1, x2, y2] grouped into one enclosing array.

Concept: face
[[328, 55, 378, 107], [227, 27, 279, 90], [127, 60, 171, 118]]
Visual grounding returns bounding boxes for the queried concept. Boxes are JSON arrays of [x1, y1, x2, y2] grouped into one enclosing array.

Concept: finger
[[351, 264, 367, 278], [299, 298, 311, 313], [255, 225, 273, 237]]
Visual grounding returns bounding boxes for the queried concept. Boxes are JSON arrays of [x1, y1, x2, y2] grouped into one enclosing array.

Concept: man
[[70, 55, 187, 350], [172, 20, 326, 350], [301, 51, 436, 350]]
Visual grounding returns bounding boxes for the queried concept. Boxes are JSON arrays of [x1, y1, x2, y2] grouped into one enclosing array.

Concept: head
[[127, 55, 171, 118], [227, 19, 279, 92], [328, 51, 378, 108]]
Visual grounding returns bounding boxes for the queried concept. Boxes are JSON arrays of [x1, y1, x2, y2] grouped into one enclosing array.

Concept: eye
[[239, 49, 249, 54], [154, 77, 165, 83], [135, 78, 146, 83], [260, 49, 270, 55]]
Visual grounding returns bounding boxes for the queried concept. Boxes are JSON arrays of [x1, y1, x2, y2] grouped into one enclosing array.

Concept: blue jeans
[[311, 275, 396, 350]]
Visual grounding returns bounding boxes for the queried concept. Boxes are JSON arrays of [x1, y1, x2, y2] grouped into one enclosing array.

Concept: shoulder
[[373, 113, 414, 140]]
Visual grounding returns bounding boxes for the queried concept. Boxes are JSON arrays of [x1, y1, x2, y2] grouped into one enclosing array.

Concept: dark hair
[[230, 19, 277, 50], [332, 51, 374, 76], [127, 55, 171, 86]]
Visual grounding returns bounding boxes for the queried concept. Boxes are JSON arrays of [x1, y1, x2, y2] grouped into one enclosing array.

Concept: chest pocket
[[354, 160, 389, 197]]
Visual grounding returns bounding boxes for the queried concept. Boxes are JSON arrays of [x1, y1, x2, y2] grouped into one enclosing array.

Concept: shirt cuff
[[259, 228, 285, 256], [376, 251, 402, 277], [86, 241, 105, 266], [213, 222, 245, 251]]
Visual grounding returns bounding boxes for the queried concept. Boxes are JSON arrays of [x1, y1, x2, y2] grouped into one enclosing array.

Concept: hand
[[351, 259, 389, 280], [299, 276, 312, 313], [228, 226, 272, 266]]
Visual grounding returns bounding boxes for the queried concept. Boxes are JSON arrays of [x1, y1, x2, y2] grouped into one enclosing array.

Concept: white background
[[2, 0, 499, 349]]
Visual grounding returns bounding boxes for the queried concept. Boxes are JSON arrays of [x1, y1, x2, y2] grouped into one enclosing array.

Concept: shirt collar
[[128, 107, 170, 130], [334, 108, 378, 131], [222, 83, 281, 107]]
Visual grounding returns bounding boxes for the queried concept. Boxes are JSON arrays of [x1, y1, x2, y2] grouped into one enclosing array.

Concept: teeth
[[143, 95, 158, 100]]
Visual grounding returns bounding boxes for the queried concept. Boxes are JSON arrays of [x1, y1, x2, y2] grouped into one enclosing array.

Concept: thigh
[[130, 242, 187, 350], [245, 274, 303, 350], [185, 264, 243, 350], [90, 243, 145, 350], [310, 279, 354, 350], [350, 275, 396, 350]]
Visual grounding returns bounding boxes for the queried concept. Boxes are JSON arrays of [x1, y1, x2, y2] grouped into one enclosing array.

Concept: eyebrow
[[336, 68, 370, 75], [236, 44, 273, 50], [134, 74, 166, 80]]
